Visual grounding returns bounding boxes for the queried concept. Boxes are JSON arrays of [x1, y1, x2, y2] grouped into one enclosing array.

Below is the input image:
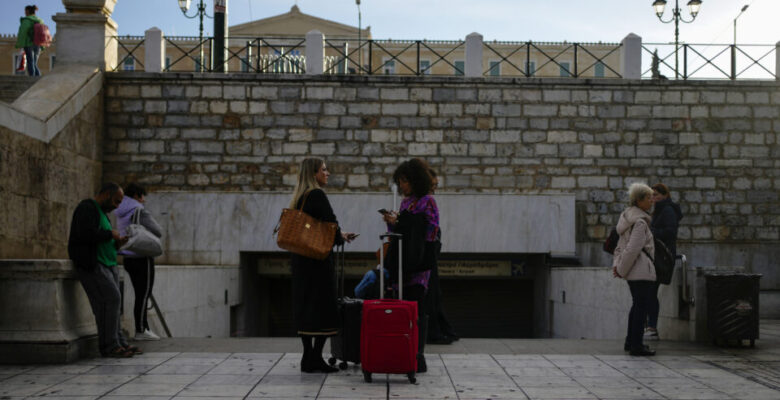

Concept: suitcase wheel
[[338, 361, 348, 370], [363, 371, 372, 383], [328, 357, 336, 366], [407, 372, 416, 384]]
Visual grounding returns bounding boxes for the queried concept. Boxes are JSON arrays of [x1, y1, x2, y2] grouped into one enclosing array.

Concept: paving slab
[[1, 321, 779, 400]]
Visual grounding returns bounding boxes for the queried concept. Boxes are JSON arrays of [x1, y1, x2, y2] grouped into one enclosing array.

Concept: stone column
[[144, 27, 165, 73], [305, 30, 324, 75], [465, 32, 483, 77], [52, 0, 119, 71], [620, 33, 642, 80]]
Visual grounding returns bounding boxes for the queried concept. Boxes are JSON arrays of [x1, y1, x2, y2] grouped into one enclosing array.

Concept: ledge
[[0, 64, 103, 143]]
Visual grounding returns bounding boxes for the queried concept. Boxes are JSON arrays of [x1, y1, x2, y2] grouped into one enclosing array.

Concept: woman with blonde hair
[[612, 182, 656, 356], [289, 158, 356, 373]]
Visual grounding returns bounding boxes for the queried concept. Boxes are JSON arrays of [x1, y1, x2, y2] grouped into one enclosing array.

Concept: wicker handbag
[[274, 192, 338, 260]]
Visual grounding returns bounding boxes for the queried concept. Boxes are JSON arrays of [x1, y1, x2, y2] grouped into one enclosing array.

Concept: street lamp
[[734, 4, 749, 46], [652, 0, 702, 79], [178, 0, 210, 72], [356, 0, 362, 73]]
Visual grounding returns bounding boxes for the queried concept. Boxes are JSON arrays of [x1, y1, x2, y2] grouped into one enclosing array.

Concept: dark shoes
[[124, 345, 143, 355], [105, 346, 134, 358], [624, 343, 652, 352], [301, 356, 339, 373], [629, 347, 656, 356]]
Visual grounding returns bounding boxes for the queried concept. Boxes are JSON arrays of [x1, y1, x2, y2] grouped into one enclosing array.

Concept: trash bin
[[705, 272, 761, 347]]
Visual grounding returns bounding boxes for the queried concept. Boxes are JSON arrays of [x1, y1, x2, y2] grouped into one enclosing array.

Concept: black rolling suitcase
[[328, 244, 362, 369]]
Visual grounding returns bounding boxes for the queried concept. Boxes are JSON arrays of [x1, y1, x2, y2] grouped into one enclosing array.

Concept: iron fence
[[642, 43, 777, 80], [107, 35, 777, 80], [110, 35, 145, 72], [483, 41, 622, 78], [323, 39, 465, 75]]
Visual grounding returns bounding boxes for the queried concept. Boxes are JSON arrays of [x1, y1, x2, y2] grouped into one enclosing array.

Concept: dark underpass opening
[[233, 252, 548, 338]]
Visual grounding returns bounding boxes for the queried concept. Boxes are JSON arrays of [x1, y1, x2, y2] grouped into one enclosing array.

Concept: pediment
[[230, 5, 370, 38]]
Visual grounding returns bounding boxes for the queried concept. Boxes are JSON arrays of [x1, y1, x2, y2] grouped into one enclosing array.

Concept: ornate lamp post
[[652, 0, 702, 79], [178, 0, 209, 71]]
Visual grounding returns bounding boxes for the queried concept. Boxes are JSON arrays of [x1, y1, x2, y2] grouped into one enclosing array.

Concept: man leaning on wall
[[67, 183, 143, 358]]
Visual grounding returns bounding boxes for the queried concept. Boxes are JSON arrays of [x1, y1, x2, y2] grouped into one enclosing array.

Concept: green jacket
[[15, 15, 44, 49]]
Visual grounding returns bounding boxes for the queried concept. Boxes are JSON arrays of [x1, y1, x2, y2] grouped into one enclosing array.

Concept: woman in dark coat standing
[[289, 157, 356, 373], [645, 183, 683, 341]]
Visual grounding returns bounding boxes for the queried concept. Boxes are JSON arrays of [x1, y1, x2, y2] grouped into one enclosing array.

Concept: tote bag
[[275, 192, 338, 260], [121, 207, 163, 257]]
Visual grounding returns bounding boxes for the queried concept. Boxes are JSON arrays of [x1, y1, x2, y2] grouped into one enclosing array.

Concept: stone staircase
[[0, 75, 37, 103]]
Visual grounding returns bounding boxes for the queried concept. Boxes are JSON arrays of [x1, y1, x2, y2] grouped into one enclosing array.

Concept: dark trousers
[[123, 257, 155, 333], [402, 284, 428, 357], [77, 263, 128, 355], [425, 264, 456, 340], [23, 46, 40, 76], [626, 280, 655, 351], [647, 281, 661, 329]]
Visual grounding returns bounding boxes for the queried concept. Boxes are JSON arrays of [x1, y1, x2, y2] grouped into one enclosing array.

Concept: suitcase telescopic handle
[[379, 233, 403, 300]]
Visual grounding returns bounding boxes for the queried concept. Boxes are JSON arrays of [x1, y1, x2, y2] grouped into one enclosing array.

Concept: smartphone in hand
[[378, 209, 390, 215]]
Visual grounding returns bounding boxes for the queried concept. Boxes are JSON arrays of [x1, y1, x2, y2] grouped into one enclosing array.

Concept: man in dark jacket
[[68, 183, 140, 358], [645, 183, 683, 341]]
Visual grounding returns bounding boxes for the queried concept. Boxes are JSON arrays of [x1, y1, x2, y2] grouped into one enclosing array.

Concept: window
[[489, 60, 501, 76], [419, 59, 431, 75], [454, 60, 464, 76], [165, 57, 171, 71], [13, 53, 26, 75], [594, 61, 605, 77], [382, 58, 395, 74], [559, 61, 571, 77], [241, 56, 251, 72], [194, 56, 202, 72], [50, 54, 56, 70], [122, 56, 135, 71], [525, 61, 536, 77]]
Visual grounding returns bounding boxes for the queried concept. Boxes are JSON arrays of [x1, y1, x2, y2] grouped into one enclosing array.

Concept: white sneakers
[[134, 329, 161, 341], [644, 328, 659, 341]]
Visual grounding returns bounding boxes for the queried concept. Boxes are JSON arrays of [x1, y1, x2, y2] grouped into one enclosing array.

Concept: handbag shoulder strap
[[298, 190, 313, 211], [133, 206, 142, 224]]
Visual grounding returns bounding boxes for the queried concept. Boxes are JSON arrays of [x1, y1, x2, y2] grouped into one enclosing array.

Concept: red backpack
[[33, 22, 52, 47]]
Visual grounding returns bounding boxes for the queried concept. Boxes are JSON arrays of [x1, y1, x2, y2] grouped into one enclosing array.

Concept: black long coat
[[650, 197, 683, 257], [290, 189, 343, 336]]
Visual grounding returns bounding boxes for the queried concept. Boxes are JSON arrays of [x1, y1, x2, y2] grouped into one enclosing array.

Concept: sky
[[1, 0, 777, 45]]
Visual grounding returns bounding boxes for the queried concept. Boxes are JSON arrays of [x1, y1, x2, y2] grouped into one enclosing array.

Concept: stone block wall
[[0, 93, 104, 259], [102, 73, 780, 282]]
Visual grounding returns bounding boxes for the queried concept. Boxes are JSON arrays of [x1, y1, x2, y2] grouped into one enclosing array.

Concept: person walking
[[289, 158, 357, 373], [68, 183, 142, 358], [382, 158, 439, 372], [644, 183, 683, 341], [116, 183, 163, 341], [612, 182, 656, 356], [15, 5, 43, 77]]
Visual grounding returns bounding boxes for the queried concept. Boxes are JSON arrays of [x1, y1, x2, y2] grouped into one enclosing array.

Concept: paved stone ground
[[1, 321, 778, 400]]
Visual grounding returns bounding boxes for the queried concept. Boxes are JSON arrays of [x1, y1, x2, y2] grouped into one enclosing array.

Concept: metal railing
[[483, 41, 622, 78], [642, 43, 777, 80], [110, 35, 145, 72], [163, 36, 212, 72], [225, 37, 307, 73], [323, 39, 465, 75]]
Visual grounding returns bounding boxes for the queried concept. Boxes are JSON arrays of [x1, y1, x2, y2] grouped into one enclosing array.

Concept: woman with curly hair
[[382, 158, 439, 372]]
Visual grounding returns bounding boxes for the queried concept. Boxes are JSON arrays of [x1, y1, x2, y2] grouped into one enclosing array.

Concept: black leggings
[[123, 257, 155, 333]]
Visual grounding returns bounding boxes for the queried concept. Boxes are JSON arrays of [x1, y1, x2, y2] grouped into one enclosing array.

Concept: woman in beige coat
[[612, 182, 656, 356]]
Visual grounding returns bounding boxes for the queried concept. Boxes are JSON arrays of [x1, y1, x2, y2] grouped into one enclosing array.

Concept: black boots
[[300, 336, 339, 373]]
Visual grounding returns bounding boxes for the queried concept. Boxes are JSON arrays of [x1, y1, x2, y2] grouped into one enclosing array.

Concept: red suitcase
[[360, 233, 418, 384]]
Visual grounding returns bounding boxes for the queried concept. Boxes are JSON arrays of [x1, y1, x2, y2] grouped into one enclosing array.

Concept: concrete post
[[620, 33, 642, 80], [52, 0, 119, 71], [305, 30, 324, 75], [465, 32, 483, 77], [776, 41, 780, 80], [144, 27, 165, 73]]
